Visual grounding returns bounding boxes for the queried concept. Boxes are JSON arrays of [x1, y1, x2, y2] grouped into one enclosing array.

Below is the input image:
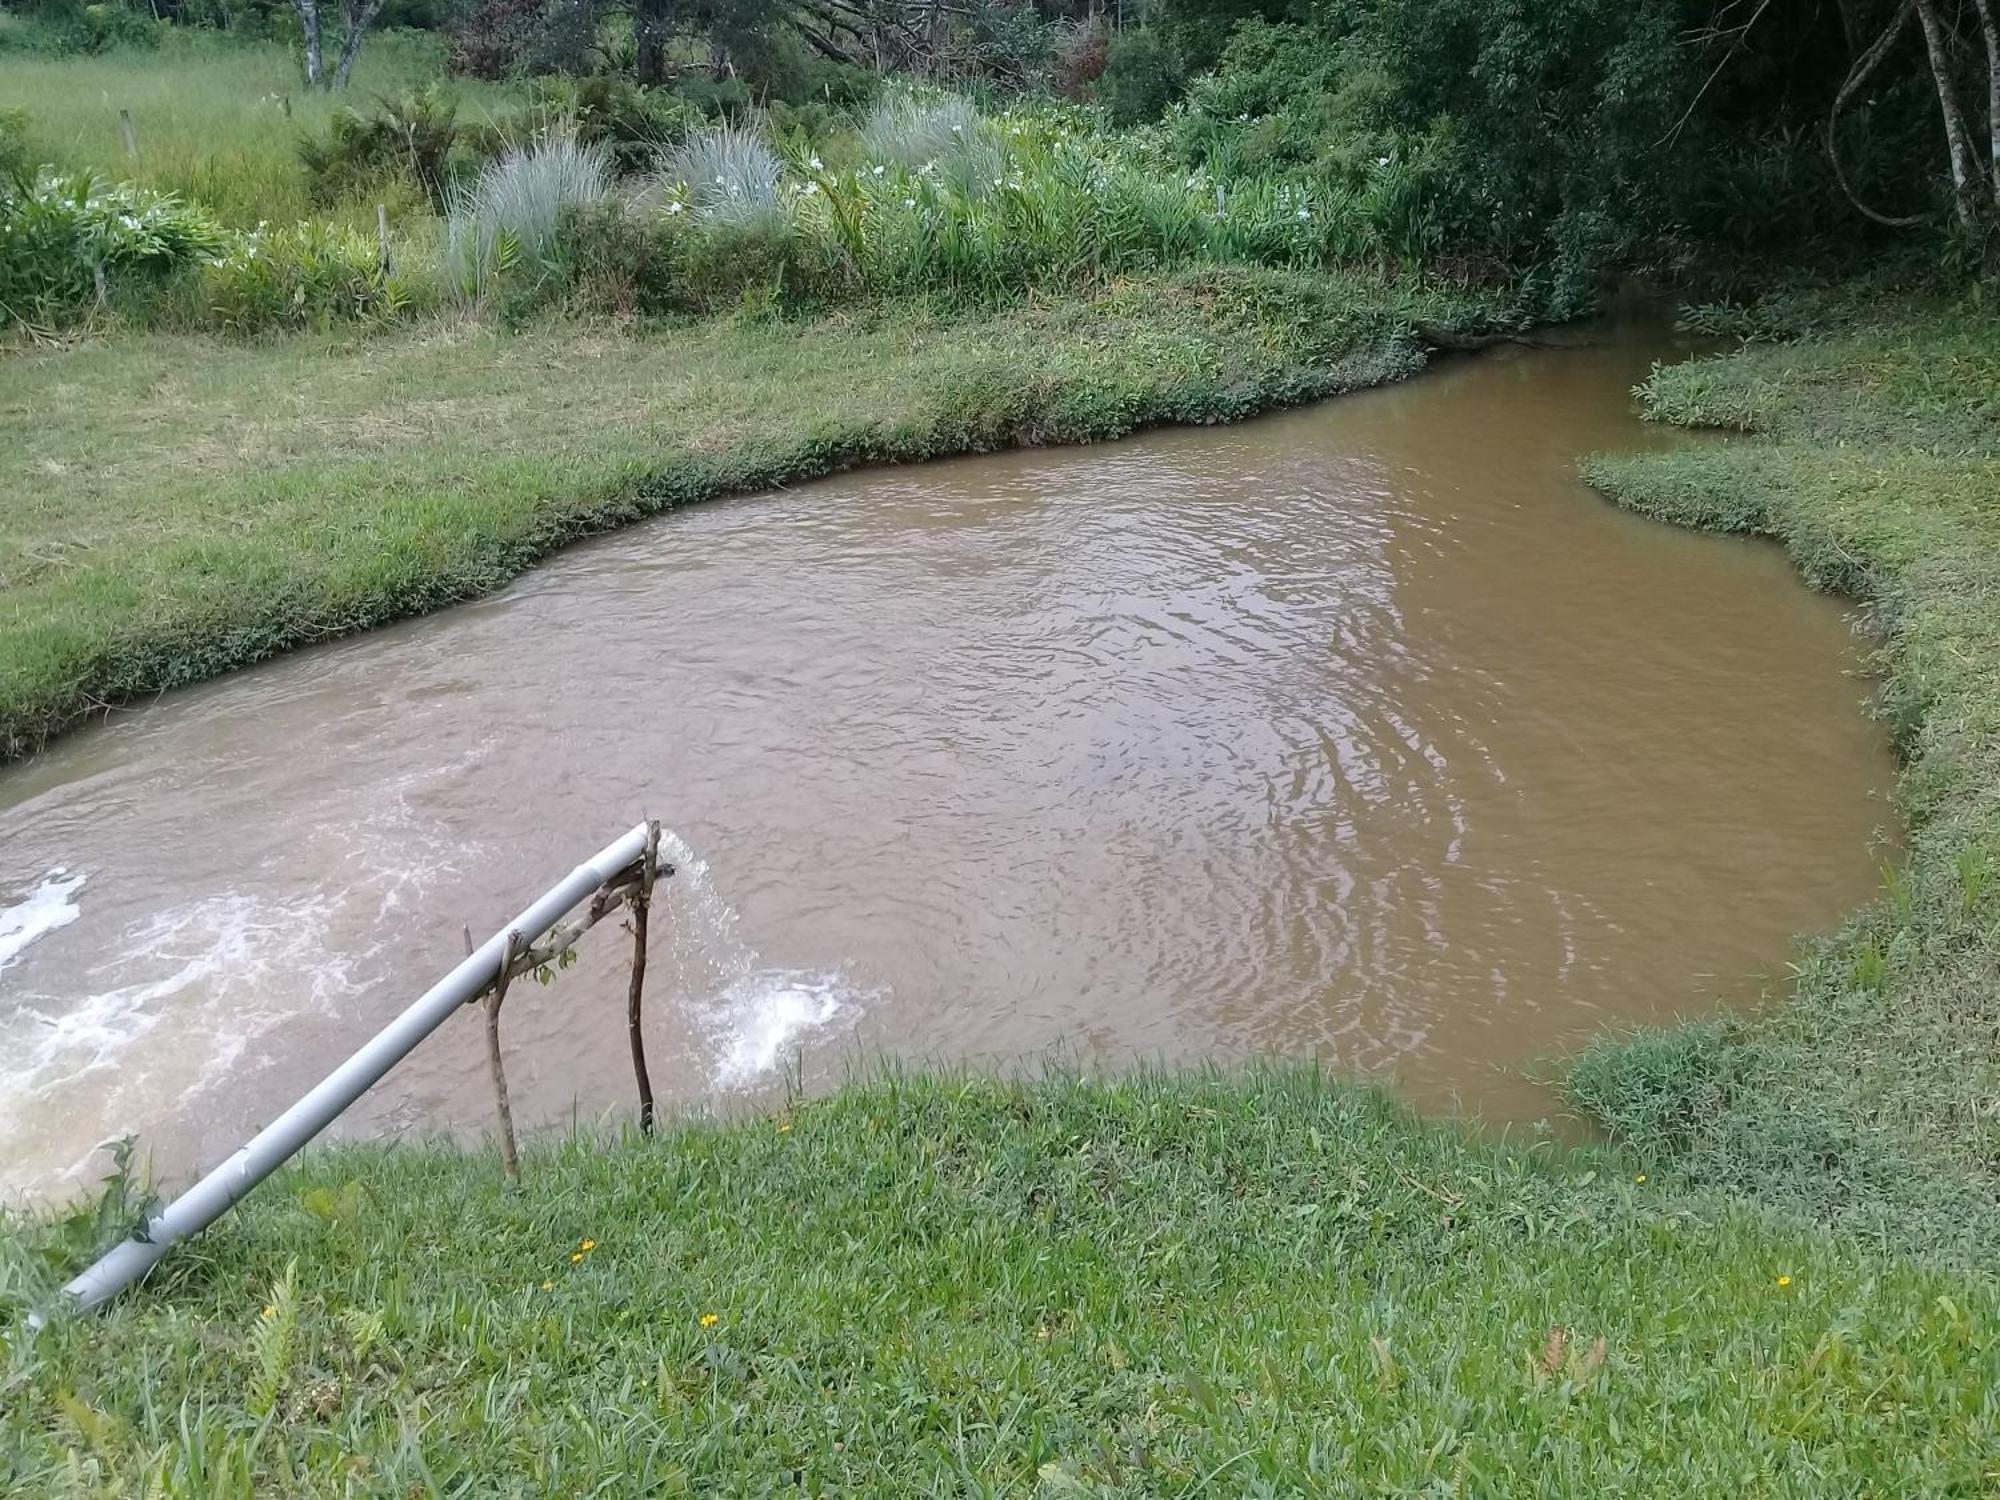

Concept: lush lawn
[[4, 1068, 1995, 1495], [0, 266, 1488, 761], [0, 31, 516, 228], [1572, 287, 2000, 1265]]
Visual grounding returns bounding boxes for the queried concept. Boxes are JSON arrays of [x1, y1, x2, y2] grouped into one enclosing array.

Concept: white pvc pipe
[[55, 822, 661, 1316]]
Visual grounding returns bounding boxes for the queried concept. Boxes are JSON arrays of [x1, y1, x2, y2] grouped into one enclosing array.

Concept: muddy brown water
[[0, 321, 1899, 1201]]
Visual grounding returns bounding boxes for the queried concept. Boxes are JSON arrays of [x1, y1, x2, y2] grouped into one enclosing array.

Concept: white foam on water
[[705, 969, 858, 1089], [0, 868, 86, 976], [0, 784, 474, 1200], [658, 829, 865, 1090]]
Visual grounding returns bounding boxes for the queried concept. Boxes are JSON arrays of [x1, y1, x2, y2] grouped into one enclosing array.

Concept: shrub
[[192, 219, 429, 332], [298, 86, 484, 213], [1052, 20, 1109, 98], [0, 109, 30, 180], [529, 75, 701, 177], [445, 136, 613, 299], [1097, 29, 1182, 128], [0, 169, 224, 327], [0, 0, 163, 56]]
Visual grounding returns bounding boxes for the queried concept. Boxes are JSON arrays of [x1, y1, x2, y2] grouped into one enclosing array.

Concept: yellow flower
[[1776, 1275, 1793, 1288], [540, 1280, 554, 1291], [1634, 1174, 1647, 1184], [579, 1239, 597, 1252], [700, 1313, 719, 1328], [260, 1304, 275, 1320], [777, 1121, 793, 1134], [570, 1252, 585, 1263]]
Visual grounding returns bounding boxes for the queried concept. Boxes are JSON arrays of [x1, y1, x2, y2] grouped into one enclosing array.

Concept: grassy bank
[[5, 1068, 1996, 1494], [0, 266, 1488, 763], [1572, 287, 2000, 1265]]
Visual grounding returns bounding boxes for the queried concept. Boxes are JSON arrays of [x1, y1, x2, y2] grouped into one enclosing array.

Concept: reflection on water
[[0, 322, 1898, 1199]]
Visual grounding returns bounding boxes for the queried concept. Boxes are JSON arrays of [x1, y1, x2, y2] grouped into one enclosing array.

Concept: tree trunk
[[1828, 0, 1929, 226], [294, 0, 323, 86], [1914, 0, 1983, 228], [1971, 0, 2000, 205], [635, 0, 674, 85], [332, 0, 385, 87]]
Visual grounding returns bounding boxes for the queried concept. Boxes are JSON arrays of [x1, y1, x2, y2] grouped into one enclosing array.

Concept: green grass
[[1572, 287, 2000, 1265], [0, 265, 1493, 762], [5, 1068, 1997, 1495], [0, 32, 517, 228]]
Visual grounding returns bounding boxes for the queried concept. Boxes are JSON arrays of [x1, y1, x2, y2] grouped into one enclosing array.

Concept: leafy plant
[[0, 168, 225, 328], [195, 218, 425, 333], [298, 84, 483, 212]]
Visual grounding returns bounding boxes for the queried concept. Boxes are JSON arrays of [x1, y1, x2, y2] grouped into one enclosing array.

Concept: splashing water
[[657, 829, 865, 1090], [0, 869, 86, 975]]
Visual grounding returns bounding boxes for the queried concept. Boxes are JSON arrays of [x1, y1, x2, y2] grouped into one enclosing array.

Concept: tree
[[1827, 0, 2000, 231], [292, 0, 391, 88], [635, 0, 676, 83]]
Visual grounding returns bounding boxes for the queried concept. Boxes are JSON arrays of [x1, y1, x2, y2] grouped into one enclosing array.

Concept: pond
[[0, 319, 1899, 1200]]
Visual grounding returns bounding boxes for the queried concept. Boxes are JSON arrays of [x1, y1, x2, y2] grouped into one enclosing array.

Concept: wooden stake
[[470, 925, 521, 1183], [118, 109, 137, 159], [627, 821, 660, 1135], [376, 203, 391, 277]]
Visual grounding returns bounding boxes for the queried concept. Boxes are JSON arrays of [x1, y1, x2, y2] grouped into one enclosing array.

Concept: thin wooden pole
[[471, 924, 521, 1182], [117, 109, 137, 158], [376, 203, 392, 277], [627, 821, 660, 1134]]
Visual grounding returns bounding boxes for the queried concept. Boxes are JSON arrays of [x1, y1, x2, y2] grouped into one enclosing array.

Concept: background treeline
[[2, 0, 1992, 335]]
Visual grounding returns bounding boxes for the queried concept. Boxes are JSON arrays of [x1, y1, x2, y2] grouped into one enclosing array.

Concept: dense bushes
[[0, 0, 164, 55], [5, 86, 1523, 334], [1097, 0, 1951, 302], [0, 170, 223, 326], [521, 100, 1488, 321]]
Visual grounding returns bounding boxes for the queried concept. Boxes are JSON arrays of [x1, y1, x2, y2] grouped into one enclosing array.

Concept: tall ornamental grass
[[653, 123, 783, 226], [446, 136, 612, 297]]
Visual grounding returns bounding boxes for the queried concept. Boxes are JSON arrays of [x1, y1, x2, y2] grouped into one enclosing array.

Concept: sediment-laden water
[[0, 323, 1898, 1200]]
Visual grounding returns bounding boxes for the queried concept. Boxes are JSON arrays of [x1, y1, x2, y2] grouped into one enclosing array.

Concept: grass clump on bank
[[1573, 287, 2000, 1265], [5, 1068, 1996, 1494], [0, 266, 1491, 762]]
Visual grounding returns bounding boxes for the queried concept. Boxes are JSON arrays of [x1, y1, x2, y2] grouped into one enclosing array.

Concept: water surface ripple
[[0, 324, 1897, 1198]]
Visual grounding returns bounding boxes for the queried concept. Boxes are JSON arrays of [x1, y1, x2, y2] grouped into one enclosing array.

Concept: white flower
[[809, 156, 824, 170], [800, 180, 820, 196], [903, 196, 915, 207], [665, 201, 685, 215], [714, 175, 726, 186], [950, 123, 963, 134], [1296, 207, 1310, 220], [871, 164, 886, 176], [1377, 155, 1391, 167]]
